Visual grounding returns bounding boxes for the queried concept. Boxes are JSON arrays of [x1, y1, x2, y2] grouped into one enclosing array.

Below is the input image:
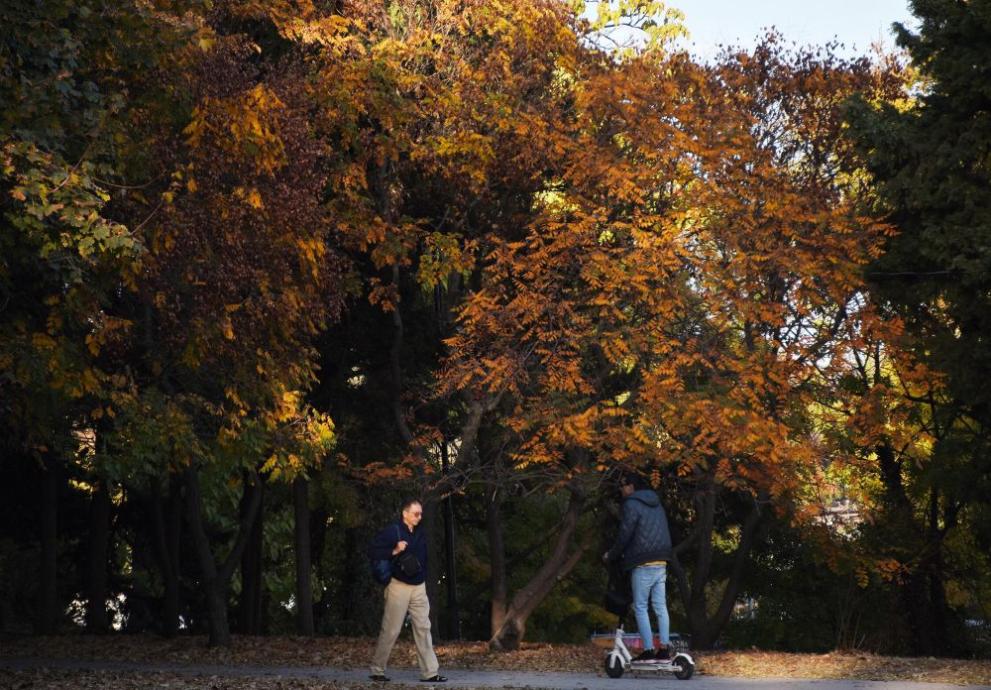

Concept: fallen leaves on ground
[[701, 649, 991, 686], [2, 635, 991, 686], [1, 668, 407, 690]]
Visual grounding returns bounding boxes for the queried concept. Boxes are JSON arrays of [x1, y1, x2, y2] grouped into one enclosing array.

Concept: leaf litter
[[2, 635, 990, 687]]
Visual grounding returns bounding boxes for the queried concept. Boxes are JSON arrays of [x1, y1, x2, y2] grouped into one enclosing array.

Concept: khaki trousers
[[370, 579, 439, 679]]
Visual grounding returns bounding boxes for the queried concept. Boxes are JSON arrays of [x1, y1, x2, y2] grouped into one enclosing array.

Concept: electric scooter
[[603, 625, 695, 680]]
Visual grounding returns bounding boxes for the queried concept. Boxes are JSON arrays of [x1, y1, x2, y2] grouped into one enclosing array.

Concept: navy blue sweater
[[368, 519, 427, 585], [606, 489, 673, 572]]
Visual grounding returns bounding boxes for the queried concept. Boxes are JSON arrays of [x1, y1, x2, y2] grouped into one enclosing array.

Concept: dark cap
[[619, 471, 649, 491]]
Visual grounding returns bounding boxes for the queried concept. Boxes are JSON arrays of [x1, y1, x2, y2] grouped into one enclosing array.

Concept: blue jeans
[[631, 564, 669, 650]]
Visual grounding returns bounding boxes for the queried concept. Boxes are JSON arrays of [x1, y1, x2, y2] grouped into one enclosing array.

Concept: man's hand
[[602, 551, 610, 564], [392, 541, 408, 556]]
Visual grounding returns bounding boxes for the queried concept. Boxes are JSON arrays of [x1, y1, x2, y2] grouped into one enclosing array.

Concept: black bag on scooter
[[604, 560, 632, 617]]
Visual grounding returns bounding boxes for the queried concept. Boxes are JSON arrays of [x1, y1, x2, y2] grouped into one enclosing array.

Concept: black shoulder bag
[[393, 531, 422, 578]]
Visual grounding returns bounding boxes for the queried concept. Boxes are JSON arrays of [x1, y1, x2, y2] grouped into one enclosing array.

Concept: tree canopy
[[1, 0, 990, 658]]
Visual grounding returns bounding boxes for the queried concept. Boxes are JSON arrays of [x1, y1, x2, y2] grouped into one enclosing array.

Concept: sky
[[668, 0, 918, 59]]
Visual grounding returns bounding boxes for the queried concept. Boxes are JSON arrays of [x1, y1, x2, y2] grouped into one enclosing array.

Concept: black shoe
[[654, 645, 670, 660], [632, 649, 656, 663], [369, 674, 391, 682], [421, 675, 448, 683]]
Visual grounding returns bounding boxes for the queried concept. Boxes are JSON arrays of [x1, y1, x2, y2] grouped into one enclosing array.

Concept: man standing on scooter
[[603, 471, 673, 662]]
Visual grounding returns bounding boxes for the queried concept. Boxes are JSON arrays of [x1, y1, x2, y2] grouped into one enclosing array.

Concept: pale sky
[[670, 0, 918, 59]]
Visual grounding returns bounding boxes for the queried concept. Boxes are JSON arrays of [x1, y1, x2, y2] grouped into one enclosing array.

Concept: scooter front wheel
[[673, 656, 694, 680], [604, 654, 625, 678]]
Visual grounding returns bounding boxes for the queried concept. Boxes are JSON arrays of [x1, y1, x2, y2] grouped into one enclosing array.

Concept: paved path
[[2, 657, 989, 690]]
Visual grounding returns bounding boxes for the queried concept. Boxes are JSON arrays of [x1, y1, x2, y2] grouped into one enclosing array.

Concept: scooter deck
[[630, 660, 679, 671]]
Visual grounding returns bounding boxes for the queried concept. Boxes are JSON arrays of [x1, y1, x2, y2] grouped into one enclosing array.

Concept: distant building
[[817, 497, 862, 534]]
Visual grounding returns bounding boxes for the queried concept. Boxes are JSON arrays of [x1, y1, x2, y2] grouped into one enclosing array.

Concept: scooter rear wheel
[[673, 656, 694, 680], [604, 654, 625, 678]]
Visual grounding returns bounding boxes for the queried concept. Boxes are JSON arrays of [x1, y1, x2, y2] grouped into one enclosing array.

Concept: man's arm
[[605, 504, 638, 562], [367, 524, 400, 560]]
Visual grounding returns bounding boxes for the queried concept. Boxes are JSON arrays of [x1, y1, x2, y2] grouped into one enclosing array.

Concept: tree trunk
[[37, 454, 60, 634], [674, 478, 766, 651], [877, 442, 911, 512], [204, 580, 231, 646], [150, 476, 183, 637], [165, 477, 183, 634], [489, 489, 588, 651], [926, 558, 949, 655], [185, 465, 263, 647], [928, 491, 950, 654], [293, 476, 315, 635], [917, 487, 950, 655], [310, 506, 330, 631], [877, 441, 938, 655], [338, 525, 365, 631], [442, 441, 460, 639], [690, 499, 763, 649], [487, 489, 507, 638], [86, 480, 112, 632], [239, 479, 265, 635], [686, 487, 716, 635], [421, 498, 441, 634]]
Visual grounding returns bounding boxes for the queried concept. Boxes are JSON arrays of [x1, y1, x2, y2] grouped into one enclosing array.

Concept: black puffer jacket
[[606, 489, 673, 571]]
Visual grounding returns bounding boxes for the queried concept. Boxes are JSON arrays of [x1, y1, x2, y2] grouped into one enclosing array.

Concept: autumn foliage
[[1, 0, 988, 659]]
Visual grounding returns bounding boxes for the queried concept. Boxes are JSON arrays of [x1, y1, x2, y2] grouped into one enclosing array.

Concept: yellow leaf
[[32, 333, 56, 350], [82, 367, 100, 393]]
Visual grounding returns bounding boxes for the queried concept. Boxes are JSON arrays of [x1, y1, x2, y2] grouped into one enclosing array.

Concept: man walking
[[603, 472, 673, 661], [368, 498, 447, 683]]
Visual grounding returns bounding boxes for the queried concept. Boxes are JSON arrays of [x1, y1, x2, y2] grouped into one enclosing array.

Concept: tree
[[122, 16, 341, 645], [304, 0, 628, 645], [846, 0, 991, 654], [4, 0, 981, 654], [0, 1, 352, 645], [849, 0, 991, 429], [649, 36, 906, 649], [1, 0, 157, 633], [443, 31, 906, 649]]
